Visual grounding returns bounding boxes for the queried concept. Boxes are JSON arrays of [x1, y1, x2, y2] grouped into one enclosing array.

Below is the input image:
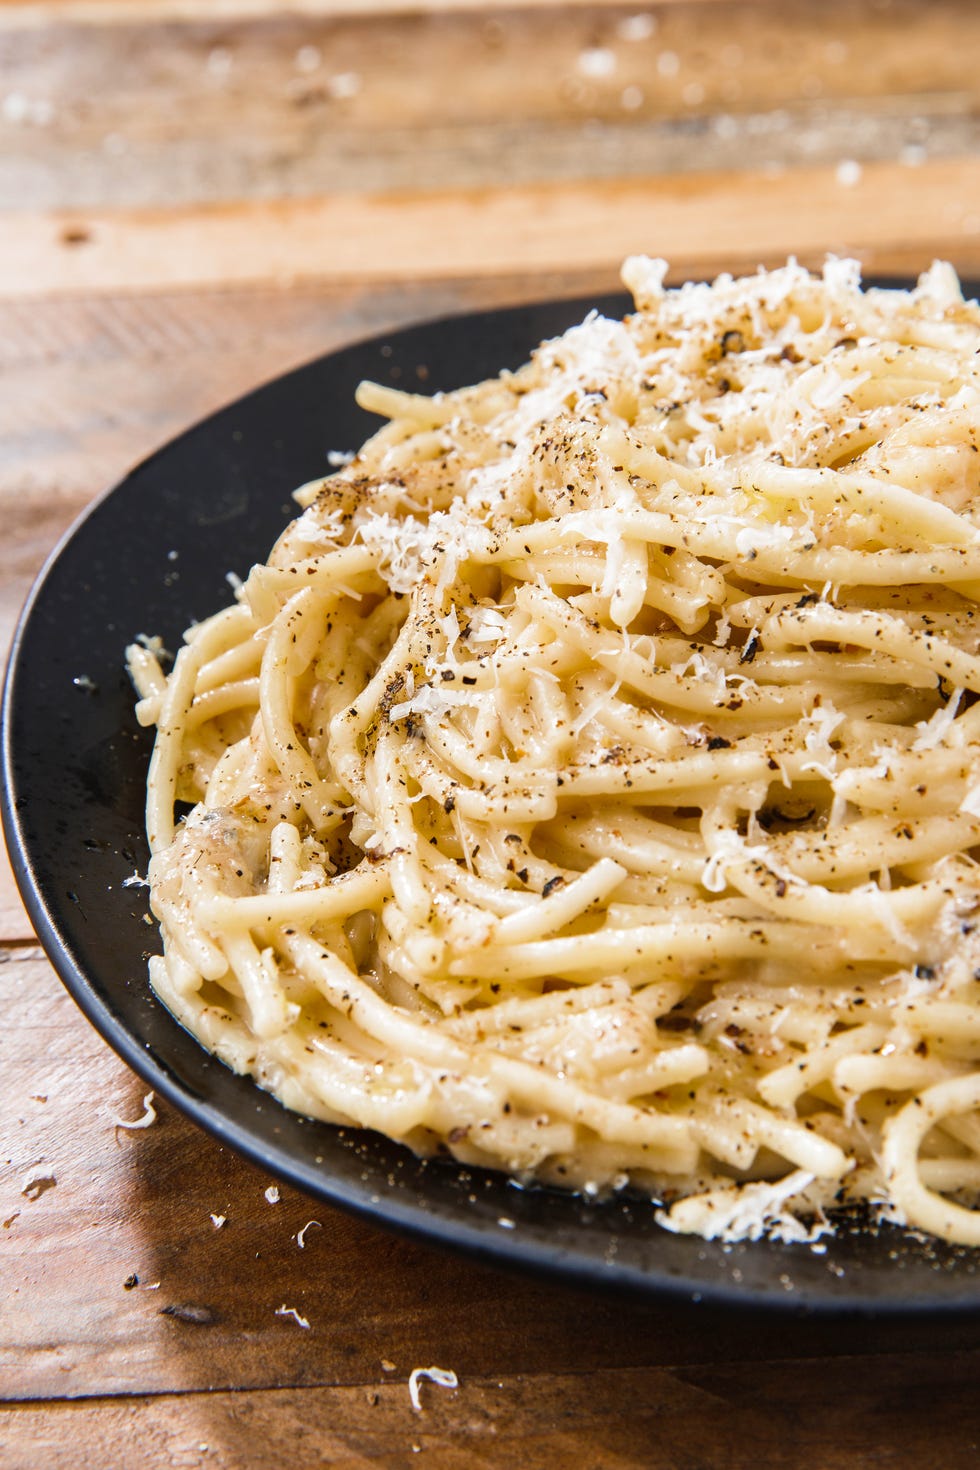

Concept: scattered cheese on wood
[[20, 1170, 56, 1200], [275, 1304, 310, 1329], [296, 1219, 322, 1248], [408, 1367, 459, 1413], [110, 1092, 157, 1131]]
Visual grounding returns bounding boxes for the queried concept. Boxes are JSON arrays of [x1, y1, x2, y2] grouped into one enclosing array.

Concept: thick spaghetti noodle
[[129, 258, 980, 1245]]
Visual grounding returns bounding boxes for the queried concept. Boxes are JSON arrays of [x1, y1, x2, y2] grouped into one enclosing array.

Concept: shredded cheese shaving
[[408, 1366, 459, 1412], [296, 1219, 322, 1248], [110, 1092, 157, 1131], [275, 1305, 310, 1329]]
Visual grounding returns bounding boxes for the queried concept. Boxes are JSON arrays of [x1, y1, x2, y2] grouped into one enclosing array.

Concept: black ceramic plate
[[6, 289, 980, 1315]]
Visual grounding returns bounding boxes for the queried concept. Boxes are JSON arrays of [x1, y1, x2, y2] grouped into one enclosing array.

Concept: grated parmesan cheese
[[914, 689, 964, 752], [408, 1366, 459, 1412], [657, 1170, 832, 1244], [275, 1304, 310, 1329], [110, 1092, 157, 1131], [296, 1219, 322, 1249], [799, 703, 846, 781], [20, 1169, 57, 1201]]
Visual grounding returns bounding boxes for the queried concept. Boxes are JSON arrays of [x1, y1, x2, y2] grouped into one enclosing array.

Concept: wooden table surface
[[3, 1, 980, 1464]]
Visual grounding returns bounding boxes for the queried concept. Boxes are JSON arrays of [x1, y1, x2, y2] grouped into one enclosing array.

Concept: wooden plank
[[4, 1354, 980, 1469], [4, 949, 979, 1407], [4, 157, 980, 300], [11, 106, 977, 219], [0, 2, 976, 212], [0, 844, 32, 943], [6, 105, 976, 218], [0, 0, 763, 26]]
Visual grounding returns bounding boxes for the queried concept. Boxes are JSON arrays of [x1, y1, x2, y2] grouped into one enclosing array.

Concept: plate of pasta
[[6, 260, 980, 1311]]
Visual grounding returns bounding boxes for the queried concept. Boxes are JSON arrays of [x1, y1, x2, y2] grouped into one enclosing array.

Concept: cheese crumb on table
[[408, 1367, 459, 1413]]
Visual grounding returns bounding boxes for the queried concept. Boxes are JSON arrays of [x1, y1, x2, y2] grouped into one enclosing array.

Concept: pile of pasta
[[129, 258, 980, 1246]]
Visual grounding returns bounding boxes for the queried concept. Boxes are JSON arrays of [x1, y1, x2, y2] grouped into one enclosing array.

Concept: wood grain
[[1, 0, 976, 213], [4, 1356, 980, 1470], [0, 843, 30, 943], [6, 157, 980, 299], [0, 0, 718, 21]]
